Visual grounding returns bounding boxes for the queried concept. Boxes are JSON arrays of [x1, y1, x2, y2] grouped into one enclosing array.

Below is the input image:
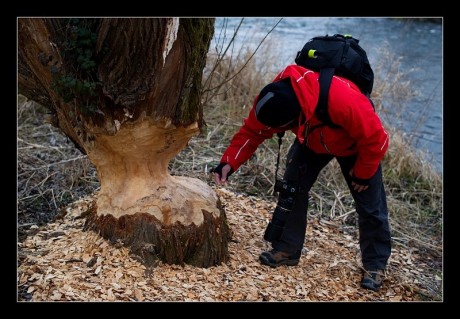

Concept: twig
[[207, 18, 283, 94], [34, 155, 88, 170], [339, 208, 356, 220], [17, 137, 69, 157], [205, 123, 222, 142], [310, 190, 324, 215], [51, 188, 57, 210], [391, 228, 442, 251], [18, 223, 37, 228], [332, 190, 347, 217], [65, 258, 83, 263], [202, 18, 245, 97], [202, 18, 283, 105]]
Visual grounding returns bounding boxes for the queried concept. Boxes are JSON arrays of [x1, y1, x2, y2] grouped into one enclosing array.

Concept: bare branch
[[202, 18, 283, 105]]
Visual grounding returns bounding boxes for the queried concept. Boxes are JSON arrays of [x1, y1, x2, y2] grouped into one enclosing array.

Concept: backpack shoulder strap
[[315, 68, 341, 129], [272, 131, 285, 194]]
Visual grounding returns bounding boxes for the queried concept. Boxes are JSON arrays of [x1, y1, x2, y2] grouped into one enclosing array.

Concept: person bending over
[[212, 64, 391, 292]]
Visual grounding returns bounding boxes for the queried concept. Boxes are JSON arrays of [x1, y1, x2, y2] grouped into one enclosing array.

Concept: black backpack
[[294, 34, 374, 128]]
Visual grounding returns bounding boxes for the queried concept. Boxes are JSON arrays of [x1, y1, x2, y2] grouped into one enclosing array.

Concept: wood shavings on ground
[[17, 188, 442, 302]]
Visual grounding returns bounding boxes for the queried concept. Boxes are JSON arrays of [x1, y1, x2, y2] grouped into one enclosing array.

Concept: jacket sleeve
[[331, 89, 389, 180], [220, 107, 276, 172]]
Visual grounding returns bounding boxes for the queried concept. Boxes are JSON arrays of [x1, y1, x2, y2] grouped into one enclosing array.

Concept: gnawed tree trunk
[[18, 18, 230, 267]]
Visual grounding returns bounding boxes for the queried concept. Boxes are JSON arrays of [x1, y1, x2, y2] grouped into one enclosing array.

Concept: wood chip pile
[[17, 188, 442, 302]]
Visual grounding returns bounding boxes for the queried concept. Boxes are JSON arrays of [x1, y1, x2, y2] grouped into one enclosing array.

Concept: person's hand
[[212, 163, 233, 185], [349, 168, 369, 193]]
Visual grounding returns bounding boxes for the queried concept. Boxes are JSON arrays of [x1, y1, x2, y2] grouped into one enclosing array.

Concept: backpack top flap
[[295, 34, 374, 95]]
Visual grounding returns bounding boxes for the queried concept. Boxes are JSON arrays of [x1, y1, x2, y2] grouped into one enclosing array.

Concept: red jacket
[[220, 65, 389, 180]]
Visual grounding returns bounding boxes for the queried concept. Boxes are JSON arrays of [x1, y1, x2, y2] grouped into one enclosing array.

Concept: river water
[[213, 17, 443, 174]]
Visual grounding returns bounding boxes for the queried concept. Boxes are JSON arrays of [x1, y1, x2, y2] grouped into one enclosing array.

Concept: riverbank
[[17, 23, 443, 301], [17, 89, 442, 301], [213, 17, 443, 173]]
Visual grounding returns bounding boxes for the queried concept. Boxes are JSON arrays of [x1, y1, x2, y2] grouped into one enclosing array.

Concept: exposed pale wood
[[17, 189, 442, 302], [17, 18, 225, 267], [87, 117, 219, 224]]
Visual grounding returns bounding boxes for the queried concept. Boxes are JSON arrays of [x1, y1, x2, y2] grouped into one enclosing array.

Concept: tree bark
[[18, 18, 230, 267]]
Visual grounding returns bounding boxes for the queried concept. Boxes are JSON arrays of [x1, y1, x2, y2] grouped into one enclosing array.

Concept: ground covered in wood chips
[[17, 188, 441, 302]]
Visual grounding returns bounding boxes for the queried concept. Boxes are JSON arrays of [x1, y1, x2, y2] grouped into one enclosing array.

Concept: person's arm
[[213, 107, 276, 184], [331, 87, 389, 184]]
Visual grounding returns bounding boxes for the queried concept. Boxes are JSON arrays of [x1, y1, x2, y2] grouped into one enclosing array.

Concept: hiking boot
[[259, 249, 301, 268], [361, 269, 385, 292]]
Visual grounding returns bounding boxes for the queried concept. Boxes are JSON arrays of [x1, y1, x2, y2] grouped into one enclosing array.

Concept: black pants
[[264, 139, 391, 271]]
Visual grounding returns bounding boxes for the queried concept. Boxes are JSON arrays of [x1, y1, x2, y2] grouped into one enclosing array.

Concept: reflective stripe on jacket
[[220, 65, 389, 180]]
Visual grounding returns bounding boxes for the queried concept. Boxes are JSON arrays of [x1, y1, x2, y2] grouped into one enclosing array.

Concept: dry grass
[[188, 39, 443, 257], [17, 30, 442, 301], [17, 95, 99, 240], [178, 39, 442, 299]]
